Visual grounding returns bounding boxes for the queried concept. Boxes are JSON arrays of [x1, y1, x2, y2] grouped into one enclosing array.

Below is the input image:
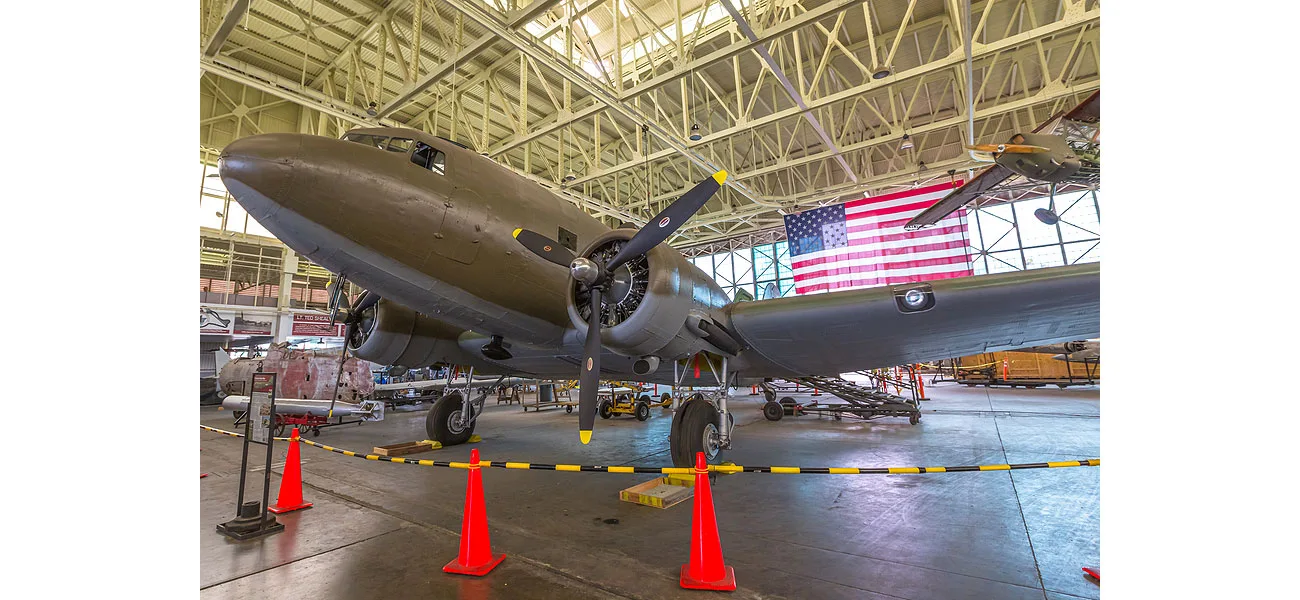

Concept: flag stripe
[[783, 182, 971, 294], [792, 240, 972, 272], [795, 254, 972, 281]]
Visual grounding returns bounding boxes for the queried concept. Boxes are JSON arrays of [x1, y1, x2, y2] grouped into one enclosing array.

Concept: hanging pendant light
[[689, 123, 702, 141], [899, 133, 914, 151]]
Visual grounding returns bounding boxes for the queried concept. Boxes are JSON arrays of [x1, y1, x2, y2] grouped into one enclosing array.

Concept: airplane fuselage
[[219, 128, 734, 381]]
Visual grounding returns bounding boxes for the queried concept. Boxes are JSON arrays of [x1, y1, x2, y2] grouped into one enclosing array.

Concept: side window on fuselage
[[342, 133, 388, 149], [386, 138, 413, 153], [411, 142, 446, 175]]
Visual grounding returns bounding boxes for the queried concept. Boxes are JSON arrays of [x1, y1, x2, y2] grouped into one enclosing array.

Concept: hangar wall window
[[199, 236, 284, 308], [412, 142, 446, 175], [687, 241, 794, 301], [966, 189, 1101, 275], [199, 160, 274, 238]]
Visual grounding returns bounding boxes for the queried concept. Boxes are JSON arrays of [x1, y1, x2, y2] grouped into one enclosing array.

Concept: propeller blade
[[605, 170, 727, 271], [352, 290, 380, 315], [326, 280, 344, 327], [344, 320, 358, 350], [513, 228, 575, 268], [964, 143, 1050, 154], [577, 290, 603, 444]]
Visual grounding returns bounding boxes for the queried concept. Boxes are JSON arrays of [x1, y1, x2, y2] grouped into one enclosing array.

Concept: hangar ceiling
[[200, 0, 1099, 246]]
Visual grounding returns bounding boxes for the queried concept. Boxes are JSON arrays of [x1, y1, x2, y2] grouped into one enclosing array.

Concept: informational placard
[[290, 313, 346, 337], [201, 307, 235, 334], [202, 307, 275, 335], [249, 372, 277, 444], [234, 313, 274, 335]]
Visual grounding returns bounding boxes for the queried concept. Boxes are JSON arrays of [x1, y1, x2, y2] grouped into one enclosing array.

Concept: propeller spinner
[[513, 170, 727, 444]]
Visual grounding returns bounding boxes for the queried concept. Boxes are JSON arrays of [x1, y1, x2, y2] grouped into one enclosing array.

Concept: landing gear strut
[[668, 354, 735, 467]]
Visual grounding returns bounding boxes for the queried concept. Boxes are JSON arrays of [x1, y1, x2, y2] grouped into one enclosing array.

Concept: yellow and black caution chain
[[200, 425, 1098, 475]]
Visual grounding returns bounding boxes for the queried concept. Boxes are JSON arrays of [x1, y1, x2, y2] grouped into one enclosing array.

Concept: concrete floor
[[200, 381, 1100, 599]]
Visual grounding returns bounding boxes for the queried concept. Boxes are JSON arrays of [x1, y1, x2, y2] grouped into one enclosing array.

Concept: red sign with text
[[291, 313, 346, 337]]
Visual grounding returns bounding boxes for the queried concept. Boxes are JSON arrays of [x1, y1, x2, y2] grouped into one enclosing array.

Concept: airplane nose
[[218, 134, 305, 219]]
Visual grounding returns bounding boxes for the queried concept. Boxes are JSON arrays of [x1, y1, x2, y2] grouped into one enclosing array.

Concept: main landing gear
[[668, 355, 736, 468], [425, 367, 502, 446]]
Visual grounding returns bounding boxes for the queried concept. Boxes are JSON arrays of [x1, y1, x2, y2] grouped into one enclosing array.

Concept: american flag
[[783, 181, 973, 294]]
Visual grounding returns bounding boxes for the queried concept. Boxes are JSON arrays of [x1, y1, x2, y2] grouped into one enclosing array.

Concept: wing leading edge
[[904, 165, 1015, 230], [726, 263, 1099, 377]]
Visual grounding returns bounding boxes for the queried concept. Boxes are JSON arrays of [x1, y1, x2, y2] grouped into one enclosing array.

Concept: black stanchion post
[[217, 372, 285, 541]]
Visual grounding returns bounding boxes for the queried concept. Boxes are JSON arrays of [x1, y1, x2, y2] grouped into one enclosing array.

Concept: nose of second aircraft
[[218, 133, 305, 220]]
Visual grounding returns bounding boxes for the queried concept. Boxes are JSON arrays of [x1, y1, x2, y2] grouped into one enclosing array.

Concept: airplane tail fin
[[213, 348, 231, 374]]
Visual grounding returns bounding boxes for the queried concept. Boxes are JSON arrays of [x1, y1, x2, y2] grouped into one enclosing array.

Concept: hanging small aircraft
[[906, 91, 1099, 229], [219, 125, 1099, 466]]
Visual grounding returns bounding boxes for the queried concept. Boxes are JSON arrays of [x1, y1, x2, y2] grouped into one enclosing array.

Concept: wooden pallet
[[371, 440, 442, 456], [620, 477, 694, 509]]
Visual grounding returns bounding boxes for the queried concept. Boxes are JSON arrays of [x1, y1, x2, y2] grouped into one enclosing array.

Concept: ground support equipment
[[597, 389, 653, 421], [522, 381, 578, 413], [762, 376, 921, 424]]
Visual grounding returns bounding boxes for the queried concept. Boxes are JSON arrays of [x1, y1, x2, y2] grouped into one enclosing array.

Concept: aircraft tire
[[426, 392, 475, 446], [670, 398, 721, 467], [763, 401, 784, 421]]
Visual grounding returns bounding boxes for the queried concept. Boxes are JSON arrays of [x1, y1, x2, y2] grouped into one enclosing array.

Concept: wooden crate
[[371, 440, 441, 456], [620, 477, 694, 509], [958, 351, 1099, 381]]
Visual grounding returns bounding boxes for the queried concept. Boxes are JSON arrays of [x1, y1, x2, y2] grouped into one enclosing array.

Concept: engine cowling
[[566, 231, 732, 365], [347, 298, 461, 367]]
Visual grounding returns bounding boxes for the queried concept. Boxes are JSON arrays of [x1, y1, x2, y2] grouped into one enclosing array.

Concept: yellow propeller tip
[[712, 170, 728, 185], [579, 430, 592, 445], [512, 228, 523, 239]]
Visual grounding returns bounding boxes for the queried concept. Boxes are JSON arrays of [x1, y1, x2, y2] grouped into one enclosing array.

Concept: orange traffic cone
[[443, 448, 506, 576], [679, 451, 736, 591], [269, 427, 313, 514]]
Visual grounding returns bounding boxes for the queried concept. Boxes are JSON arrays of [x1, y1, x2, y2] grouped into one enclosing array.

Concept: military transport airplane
[[218, 126, 1099, 467]]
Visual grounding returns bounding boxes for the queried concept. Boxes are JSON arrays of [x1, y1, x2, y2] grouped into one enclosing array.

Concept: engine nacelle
[[347, 298, 462, 367], [566, 231, 732, 361]]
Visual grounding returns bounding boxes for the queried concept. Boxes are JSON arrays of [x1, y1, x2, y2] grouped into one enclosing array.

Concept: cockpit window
[[386, 138, 413, 153], [411, 142, 446, 175], [342, 133, 387, 149]]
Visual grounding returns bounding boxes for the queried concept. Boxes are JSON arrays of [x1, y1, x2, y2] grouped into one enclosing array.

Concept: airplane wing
[[904, 165, 1015, 230], [1063, 90, 1100, 124], [725, 263, 1099, 377]]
